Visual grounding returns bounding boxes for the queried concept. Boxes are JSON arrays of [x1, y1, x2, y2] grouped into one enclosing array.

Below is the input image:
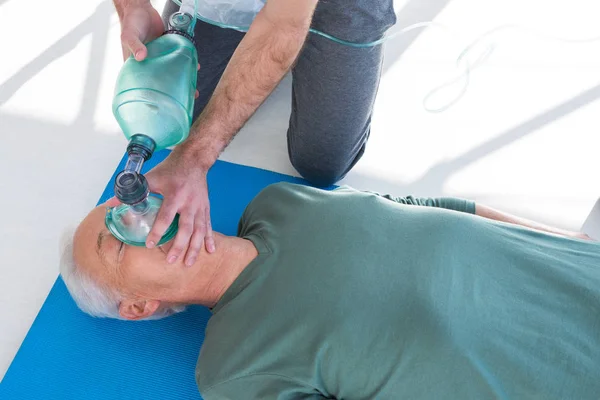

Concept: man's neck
[[184, 233, 258, 307]]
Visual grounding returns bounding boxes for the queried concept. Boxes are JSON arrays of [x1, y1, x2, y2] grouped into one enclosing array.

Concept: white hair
[[59, 224, 185, 321]]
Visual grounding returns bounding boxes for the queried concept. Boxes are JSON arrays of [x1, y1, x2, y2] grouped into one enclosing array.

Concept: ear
[[118, 298, 161, 320]]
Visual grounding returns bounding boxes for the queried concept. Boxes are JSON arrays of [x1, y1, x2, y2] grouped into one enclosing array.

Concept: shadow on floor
[[344, 82, 600, 197], [0, 2, 114, 124], [382, 0, 454, 74]]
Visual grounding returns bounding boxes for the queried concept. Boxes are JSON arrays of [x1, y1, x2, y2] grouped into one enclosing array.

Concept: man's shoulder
[[254, 181, 355, 199], [244, 183, 363, 217], [256, 181, 306, 196], [248, 182, 312, 207]]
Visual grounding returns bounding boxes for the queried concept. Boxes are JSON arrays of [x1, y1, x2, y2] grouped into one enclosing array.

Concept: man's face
[[72, 202, 189, 319]]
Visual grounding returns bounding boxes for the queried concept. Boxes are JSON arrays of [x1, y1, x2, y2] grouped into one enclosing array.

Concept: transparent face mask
[[105, 195, 179, 247]]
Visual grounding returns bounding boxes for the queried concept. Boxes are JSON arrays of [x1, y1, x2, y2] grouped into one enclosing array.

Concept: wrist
[[181, 117, 229, 167], [171, 144, 211, 171], [177, 137, 223, 172]]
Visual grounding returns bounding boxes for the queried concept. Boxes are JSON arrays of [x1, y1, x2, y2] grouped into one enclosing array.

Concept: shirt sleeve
[[201, 373, 326, 400], [369, 192, 476, 214]]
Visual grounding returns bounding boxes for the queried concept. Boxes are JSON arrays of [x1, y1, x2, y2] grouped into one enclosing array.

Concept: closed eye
[[98, 230, 126, 269], [116, 241, 125, 265]]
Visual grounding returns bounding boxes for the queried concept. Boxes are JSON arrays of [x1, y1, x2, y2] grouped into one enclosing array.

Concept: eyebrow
[[96, 231, 109, 267], [96, 230, 125, 269]]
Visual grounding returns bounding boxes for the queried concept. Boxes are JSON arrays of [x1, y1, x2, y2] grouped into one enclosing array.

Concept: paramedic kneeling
[[112, 0, 396, 265]]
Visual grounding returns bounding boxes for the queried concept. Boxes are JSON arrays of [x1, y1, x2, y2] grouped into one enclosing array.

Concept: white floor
[[1, 0, 600, 381]]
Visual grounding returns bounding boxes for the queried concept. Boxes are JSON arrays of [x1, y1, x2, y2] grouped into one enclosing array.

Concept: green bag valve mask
[[107, 2, 199, 246]]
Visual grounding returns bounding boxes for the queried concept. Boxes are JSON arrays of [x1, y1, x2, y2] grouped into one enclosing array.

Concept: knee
[[287, 124, 369, 187], [290, 157, 346, 187], [290, 157, 347, 187], [288, 142, 358, 187]]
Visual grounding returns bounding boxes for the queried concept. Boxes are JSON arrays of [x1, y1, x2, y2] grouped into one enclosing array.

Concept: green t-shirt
[[196, 183, 600, 399]]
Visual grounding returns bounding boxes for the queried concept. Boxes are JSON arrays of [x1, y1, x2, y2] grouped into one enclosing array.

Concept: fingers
[[194, 64, 200, 99], [183, 206, 215, 265], [121, 45, 130, 62], [580, 233, 593, 241], [146, 199, 179, 249], [166, 212, 195, 264], [204, 207, 216, 253], [121, 28, 147, 61], [184, 215, 207, 266], [142, 158, 214, 264]]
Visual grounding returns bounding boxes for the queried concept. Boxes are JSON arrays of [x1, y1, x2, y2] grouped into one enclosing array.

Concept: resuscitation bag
[[194, 0, 266, 30]]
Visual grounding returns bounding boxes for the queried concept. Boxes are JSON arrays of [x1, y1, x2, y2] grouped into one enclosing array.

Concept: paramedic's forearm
[[180, 11, 311, 167], [475, 204, 591, 240]]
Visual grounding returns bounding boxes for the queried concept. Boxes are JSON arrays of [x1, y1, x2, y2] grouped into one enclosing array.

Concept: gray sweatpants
[[162, 1, 396, 186]]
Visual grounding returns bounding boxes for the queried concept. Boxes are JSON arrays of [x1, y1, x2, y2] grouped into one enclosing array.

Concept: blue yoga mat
[[1, 150, 307, 400]]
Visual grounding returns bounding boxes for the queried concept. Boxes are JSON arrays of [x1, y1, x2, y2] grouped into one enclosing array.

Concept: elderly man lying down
[[62, 182, 600, 399]]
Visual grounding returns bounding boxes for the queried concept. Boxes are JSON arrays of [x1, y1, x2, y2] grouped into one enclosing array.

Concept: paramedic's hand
[[115, 0, 164, 61], [144, 145, 216, 266]]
